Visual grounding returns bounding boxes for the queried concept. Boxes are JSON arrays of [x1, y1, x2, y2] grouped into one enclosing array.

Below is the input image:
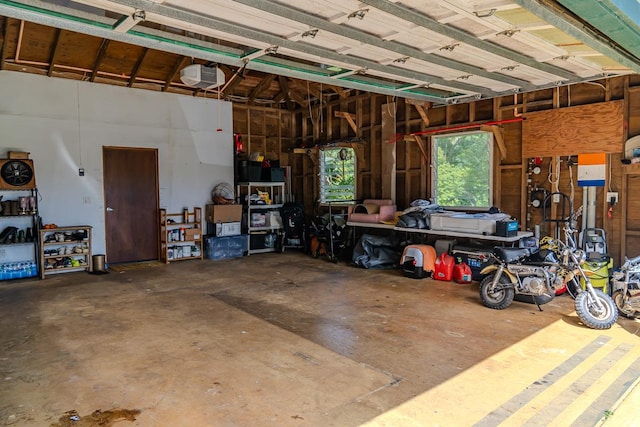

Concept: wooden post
[[381, 103, 396, 202]]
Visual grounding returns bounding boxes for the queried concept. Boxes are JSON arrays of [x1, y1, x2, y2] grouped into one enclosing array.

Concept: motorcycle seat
[[494, 247, 531, 263]]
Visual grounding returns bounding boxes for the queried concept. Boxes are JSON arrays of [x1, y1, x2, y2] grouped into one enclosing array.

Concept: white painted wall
[[0, 70, 233, 258]]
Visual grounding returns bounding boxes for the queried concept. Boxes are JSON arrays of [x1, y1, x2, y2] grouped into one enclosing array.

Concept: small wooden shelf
[[159, 207, 203, 263], [39, 226, 92, 279]]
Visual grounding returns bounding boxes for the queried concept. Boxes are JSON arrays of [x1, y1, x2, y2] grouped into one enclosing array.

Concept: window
[[319, 147, 356, 203], [431, 131, 493, 209]]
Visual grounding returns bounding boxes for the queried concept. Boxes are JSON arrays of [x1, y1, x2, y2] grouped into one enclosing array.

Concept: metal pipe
[[581, 186, 588, 247], [587, 186, 597, 229]]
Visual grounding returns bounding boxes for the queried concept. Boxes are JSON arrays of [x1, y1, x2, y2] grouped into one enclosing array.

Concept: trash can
[[92, 254, 107, 273]]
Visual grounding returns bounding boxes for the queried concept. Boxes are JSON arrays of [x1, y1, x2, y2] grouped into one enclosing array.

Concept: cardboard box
[[184, 228, 202, 241], [206, 204, 242, 223]]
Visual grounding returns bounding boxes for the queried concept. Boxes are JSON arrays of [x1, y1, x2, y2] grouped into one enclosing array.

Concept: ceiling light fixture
[[302, 29, 319, 38], [348, 9, 369, 20], [473, 9, 496, 18]]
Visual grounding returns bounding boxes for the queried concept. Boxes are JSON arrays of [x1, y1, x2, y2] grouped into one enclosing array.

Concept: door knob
[[106, 207, 114, 212]]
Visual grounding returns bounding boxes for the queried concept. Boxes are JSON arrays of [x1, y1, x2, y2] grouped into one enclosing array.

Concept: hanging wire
[[608, 153, 613, 192], [568, 157, 575, 206], [548, 157, 561, 193]]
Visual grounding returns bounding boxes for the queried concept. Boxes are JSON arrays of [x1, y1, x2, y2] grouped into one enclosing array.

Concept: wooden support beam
[[0, 17, 9, 71], [414, 104, 430, 127], [326, 85, 349, 99], [277, 76, 295, 111], [220, 65, 246, 98], [334, 111, 357, 133], [128, 47, 148, 88], [290, 80, 323, 101], [287, 86, 308, 107], [480, 124, 507, 160], [90, 39, 110, 83], [403, 134, 428, 164], [47, 28, 62, 77], [248, 74, 275, 103], [163, 56, 188, 92]]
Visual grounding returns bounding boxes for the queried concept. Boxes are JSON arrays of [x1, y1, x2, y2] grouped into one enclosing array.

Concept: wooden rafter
[[248, 74, 275, 103], [287, 86, 308, 107], [277, 76, 294, 111], [334, 111, 358, 133], [90, 38, 110, 82], [290, 79, 323, 101], [480, 124, 507, 160], [406, 98, 431, 127], [0, 17, 8, 71], [47, 28, 62, 77], [404, 134, 428, 164], [128, 47, 148, 88], [220, 64, 246, 98], [326, 85, 349, 99], [163, 55, 188, 91]]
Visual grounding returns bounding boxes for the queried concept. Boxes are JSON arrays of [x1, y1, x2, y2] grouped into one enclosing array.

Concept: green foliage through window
[[319, 147, 356, 203], [431, 131, 493, 209]]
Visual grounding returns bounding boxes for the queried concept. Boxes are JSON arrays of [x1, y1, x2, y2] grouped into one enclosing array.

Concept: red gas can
[[434, 253, 455, 281], [453, 262, 472, 284]]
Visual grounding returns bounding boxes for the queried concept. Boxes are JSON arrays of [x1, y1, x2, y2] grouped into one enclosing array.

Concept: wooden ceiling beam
[[128, 47, 148, 88], [220, 64, 246, 98], [335, 111, 358, 133], [47, 28, 62, 77], [0, 17, 8, 71], [287, 86, 308, 107], [290, 79, 323, 101], [90, 38, 110, 83], [277, 76, 294, 111], [248, 73, 275, 103], [163, 55, 188, 91]]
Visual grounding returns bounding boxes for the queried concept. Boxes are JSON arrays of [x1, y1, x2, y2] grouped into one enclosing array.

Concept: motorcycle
[[611, 254, 640, 319], [479, 208, 618, 330]]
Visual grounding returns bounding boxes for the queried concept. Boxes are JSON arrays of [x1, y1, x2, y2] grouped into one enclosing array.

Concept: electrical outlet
[[607, 192, 618, 203]]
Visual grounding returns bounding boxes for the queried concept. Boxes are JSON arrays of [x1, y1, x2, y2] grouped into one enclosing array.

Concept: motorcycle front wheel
[[612, 290, 640, 319], [479, 274, 514, 310], [574, 289, 618, 329]]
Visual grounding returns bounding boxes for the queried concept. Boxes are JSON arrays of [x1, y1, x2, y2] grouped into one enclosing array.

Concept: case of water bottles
[[0, 261, 37, 280]]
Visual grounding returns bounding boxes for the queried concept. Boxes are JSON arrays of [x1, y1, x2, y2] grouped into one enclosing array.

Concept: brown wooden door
[[103, 147, 159, 264]]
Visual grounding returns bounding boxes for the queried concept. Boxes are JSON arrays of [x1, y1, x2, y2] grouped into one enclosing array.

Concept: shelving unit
[[39, 226, 92, 279], [159, 207, 203, 263], [237, 182, 284, 255], [0, 188, 40, 280]]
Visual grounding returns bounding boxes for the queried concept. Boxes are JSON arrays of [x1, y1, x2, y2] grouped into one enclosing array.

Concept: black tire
[[574, 289, 618, 329], [612, 290, 639, 319], [480, 273, 514, 310]]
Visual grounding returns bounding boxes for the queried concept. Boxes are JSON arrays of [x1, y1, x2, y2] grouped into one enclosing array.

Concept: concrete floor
[[0, 251, 639, 426]]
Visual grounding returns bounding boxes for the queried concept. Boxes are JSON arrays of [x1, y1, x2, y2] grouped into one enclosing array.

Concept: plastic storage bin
[[204, 234, 247, 260]]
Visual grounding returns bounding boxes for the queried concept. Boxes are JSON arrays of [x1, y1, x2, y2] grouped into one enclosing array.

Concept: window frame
[[430, 130, 494, 210], [318, 147, 357, 205]]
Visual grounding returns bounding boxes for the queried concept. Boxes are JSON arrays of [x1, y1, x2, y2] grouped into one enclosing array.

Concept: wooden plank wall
[[233, 75, 640, 265]]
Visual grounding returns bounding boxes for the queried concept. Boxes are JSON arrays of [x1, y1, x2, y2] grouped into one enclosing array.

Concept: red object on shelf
[[434, 253, 455, 281]]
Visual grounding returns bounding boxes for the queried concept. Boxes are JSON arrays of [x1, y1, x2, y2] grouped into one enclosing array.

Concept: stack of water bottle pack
[[0, 261, 37, 279]]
